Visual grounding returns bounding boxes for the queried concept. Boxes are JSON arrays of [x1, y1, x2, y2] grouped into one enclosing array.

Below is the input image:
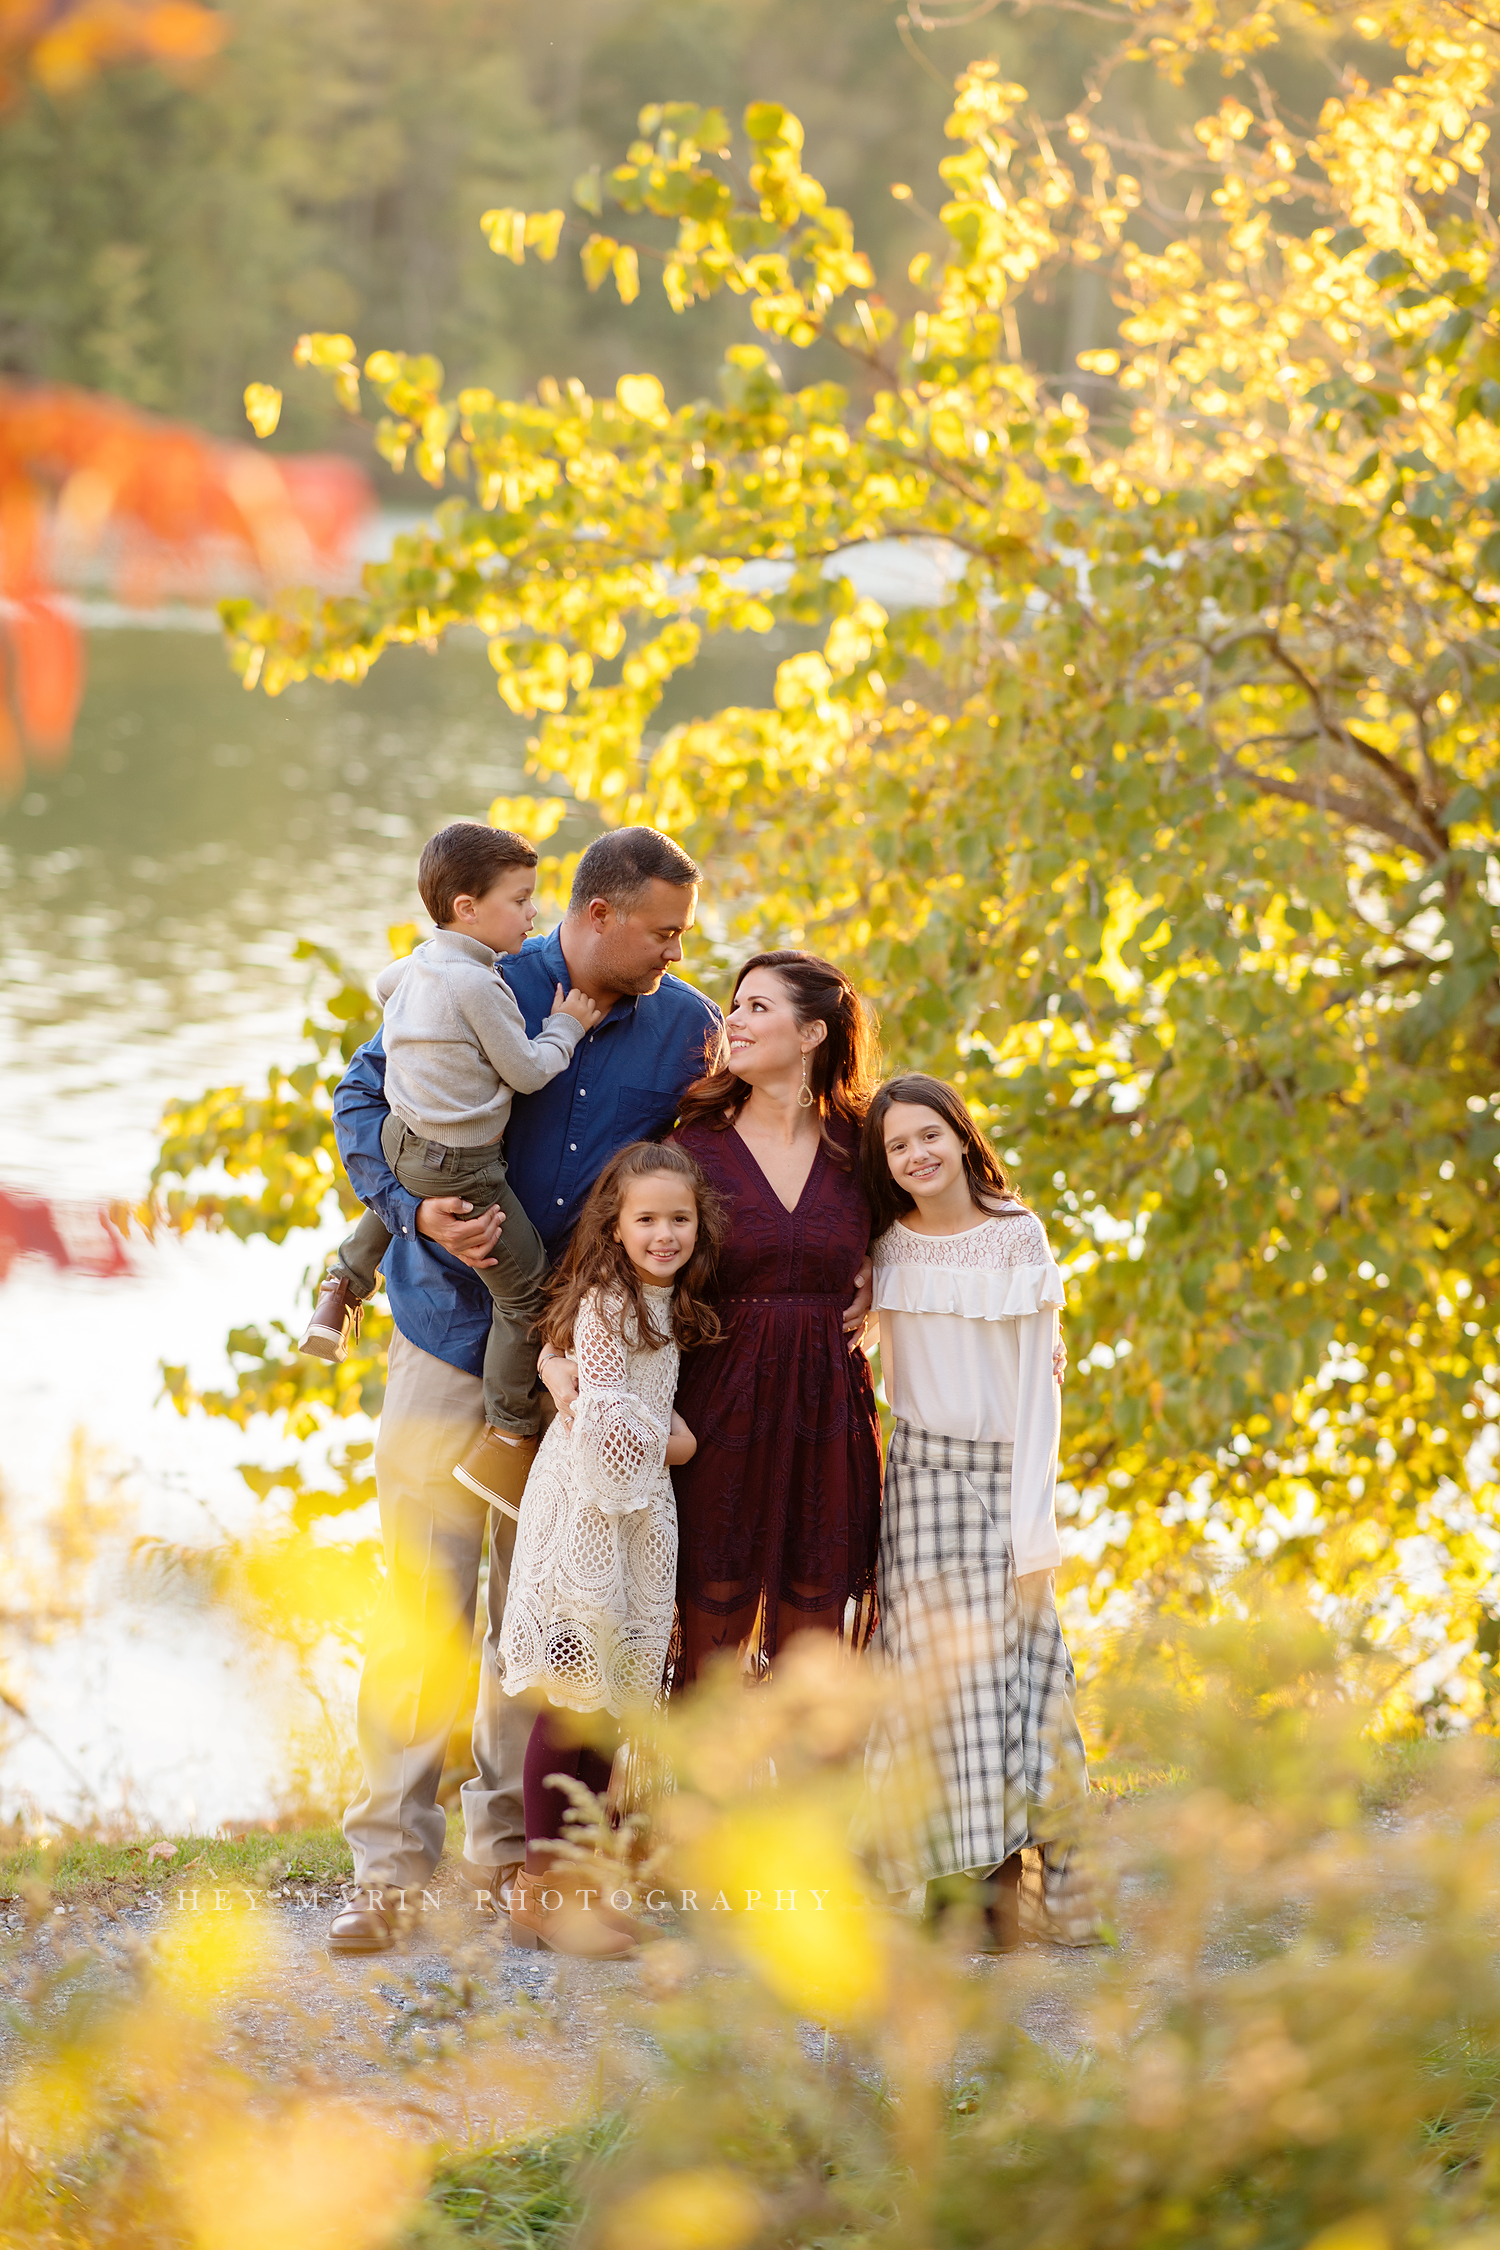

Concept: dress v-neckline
[[730, 1125, 824, 1218]]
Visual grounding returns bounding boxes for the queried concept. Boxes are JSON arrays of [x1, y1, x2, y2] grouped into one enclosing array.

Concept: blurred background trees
[[0, 0, 1310, 444], [172, 0, 1500, 1723], [3, 0, 1497, 1735]]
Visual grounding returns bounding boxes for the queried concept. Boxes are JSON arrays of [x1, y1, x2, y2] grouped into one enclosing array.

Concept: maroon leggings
[[522, 1705, 616, 1852]]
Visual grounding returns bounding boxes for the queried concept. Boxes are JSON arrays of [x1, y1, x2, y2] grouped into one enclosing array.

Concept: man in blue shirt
[[329, 827, 720, 1953]]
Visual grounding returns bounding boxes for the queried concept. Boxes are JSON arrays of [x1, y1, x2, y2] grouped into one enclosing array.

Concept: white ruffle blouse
[[871, 1206, 1066, 1575]]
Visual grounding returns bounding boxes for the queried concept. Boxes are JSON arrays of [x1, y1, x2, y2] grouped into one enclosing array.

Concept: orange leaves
[[0, 383, 370, 585], [0, 382, 373, 779], [8, 595, 85, 757], [0, 0, 225, 106]]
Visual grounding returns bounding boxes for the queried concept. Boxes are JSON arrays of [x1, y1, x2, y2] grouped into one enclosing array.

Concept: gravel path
[[0, 1859, 1122, 2141]]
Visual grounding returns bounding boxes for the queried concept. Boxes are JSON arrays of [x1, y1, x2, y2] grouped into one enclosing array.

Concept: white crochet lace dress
[[499, 1284, 679, 1716]]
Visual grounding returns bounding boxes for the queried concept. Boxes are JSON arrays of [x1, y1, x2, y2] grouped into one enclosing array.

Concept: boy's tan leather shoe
[[299, 1275, 362, 1364], [453, 1428, 538, 1507]]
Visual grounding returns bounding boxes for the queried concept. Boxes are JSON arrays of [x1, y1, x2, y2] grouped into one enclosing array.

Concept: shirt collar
[[430, 929, 498, 968]]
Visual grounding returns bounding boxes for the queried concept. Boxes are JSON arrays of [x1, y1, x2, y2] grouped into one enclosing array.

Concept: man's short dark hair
[[419, 821, 537, 926], [569, 826, 700, 914]]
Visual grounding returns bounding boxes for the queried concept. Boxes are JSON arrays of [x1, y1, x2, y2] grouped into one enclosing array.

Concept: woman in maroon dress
[[669, 951, 883, 1683]]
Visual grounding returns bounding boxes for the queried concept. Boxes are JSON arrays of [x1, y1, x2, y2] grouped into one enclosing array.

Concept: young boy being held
[[299, 820, 601, 1507]]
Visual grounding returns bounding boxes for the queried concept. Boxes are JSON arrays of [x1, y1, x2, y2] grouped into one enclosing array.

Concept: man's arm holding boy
[[333, 1035, 505, 1269]]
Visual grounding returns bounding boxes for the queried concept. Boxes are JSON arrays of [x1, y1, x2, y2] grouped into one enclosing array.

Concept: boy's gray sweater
[[374, 930, 583, 1148]]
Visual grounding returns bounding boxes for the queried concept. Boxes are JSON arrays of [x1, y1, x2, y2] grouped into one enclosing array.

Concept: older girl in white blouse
[[860, 1074, 1092, 1950]]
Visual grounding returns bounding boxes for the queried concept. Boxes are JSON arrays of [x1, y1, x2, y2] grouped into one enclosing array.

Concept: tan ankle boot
[[508, 1862, 638, 1958], [589, 1878, 652, 1942]]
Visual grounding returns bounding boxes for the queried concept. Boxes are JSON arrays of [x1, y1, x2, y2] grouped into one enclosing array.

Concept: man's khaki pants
[[343, 1327, 533, 1892]]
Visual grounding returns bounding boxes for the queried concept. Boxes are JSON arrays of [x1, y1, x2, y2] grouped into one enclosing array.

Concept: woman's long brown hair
[[859, 1073, 1030, 1241], [675, 950, 880, 1166], [541, 1140, 726, 1354]]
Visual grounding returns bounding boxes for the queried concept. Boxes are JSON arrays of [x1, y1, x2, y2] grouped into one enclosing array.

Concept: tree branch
[[1218, 756, 1442, 861], [1262, 631, 1450, 852]]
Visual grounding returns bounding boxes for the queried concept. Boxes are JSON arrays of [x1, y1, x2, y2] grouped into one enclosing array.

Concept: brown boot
[[508, 1862, 639, 1958], [981, 1856, 1025, 1953], [453, 1427, 539, 1507], [590, 1880, 653, 1943], [299, 1274, 363, 1364], [327, 1896, 392, 1953]]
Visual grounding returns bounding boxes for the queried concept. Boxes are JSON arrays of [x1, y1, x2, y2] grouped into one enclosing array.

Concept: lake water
[[0, 603, 816, 1828], [0, 625, 570, 1826], [0, 541, 963, 1827], [0, 627, 546, 1198]]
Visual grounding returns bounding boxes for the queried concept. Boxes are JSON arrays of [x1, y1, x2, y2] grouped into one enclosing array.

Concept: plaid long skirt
[[864, 1421, 1095, 1940]]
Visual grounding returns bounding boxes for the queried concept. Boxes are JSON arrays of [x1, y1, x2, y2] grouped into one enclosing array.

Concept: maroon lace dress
[[668, 1119, 882, 1683]]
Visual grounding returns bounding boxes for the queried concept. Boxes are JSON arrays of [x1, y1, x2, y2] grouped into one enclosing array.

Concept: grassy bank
[[0, 1824, 353, 1905], [3, 1736, 1493, 1907], [408, 2127, 626, 2250]]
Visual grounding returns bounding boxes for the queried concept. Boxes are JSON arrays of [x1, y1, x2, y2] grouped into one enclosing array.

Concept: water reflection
[[1, 631, 540, 1196], [0, 616, 784, 1823]]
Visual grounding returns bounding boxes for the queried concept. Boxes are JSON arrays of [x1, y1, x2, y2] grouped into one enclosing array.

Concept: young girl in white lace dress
[[859, 1074, 1094, 1951], [499, 1139, 724, 1955]]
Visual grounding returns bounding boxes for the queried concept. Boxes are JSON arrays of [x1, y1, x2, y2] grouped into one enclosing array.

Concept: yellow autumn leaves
[[201, 11, 1500, 1703]]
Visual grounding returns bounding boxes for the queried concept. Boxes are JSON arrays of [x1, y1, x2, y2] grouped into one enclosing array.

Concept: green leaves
[[1428, 307, 1475, 364], [637, 100, 730, 149], [744, 102, 795, 146], [196, 31, 1500, 1693]]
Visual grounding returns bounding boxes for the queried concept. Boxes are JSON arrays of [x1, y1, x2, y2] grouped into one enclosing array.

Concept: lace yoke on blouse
[[871, 1207, 1065, 1321], [568, 1285, 679, 1511]]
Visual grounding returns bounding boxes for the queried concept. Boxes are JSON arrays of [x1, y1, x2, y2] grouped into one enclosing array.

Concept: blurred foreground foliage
[[8, 1615, 1500, 2247], [159, 0, 1500, 1722]]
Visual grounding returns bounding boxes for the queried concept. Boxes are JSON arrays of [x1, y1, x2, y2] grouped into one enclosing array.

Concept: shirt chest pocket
[[613, 1083, 673, 1143]]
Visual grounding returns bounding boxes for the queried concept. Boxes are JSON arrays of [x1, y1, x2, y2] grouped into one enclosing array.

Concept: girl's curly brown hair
[[541, 1140, 726, 1355]]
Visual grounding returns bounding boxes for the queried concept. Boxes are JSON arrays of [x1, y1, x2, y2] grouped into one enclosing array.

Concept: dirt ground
[[0, 1854, 1119, 2143]]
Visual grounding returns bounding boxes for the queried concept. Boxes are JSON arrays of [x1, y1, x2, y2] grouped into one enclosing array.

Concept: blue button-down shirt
[[332, 924, 722, 1376]]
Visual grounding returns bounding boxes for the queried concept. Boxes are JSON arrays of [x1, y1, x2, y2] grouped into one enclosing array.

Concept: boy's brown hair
[[418, 821, 538, 927]]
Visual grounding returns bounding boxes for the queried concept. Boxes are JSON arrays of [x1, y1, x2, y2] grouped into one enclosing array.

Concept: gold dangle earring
[[797, 1052, 815, 1109]]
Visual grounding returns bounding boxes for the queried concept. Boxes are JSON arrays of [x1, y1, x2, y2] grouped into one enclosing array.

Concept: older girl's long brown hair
[[541, 1140, 726, 1355], [675, 950, 880, 1165], [859, 1073, 1030, 1241]]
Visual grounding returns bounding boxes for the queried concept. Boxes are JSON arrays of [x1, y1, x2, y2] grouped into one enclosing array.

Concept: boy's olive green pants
[[332, 1112, 548, 1436]]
